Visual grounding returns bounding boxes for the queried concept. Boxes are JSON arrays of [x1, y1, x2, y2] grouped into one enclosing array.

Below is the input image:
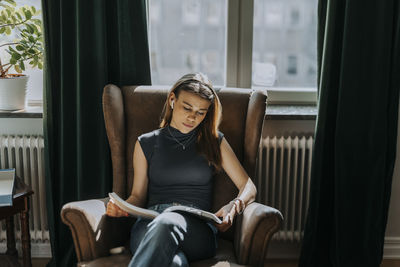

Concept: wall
[[0, 118, 43, 135]]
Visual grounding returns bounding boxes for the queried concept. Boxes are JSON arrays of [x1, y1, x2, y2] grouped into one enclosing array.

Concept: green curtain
[[42, 0, 151, 266], [300, 1, 400, 266]]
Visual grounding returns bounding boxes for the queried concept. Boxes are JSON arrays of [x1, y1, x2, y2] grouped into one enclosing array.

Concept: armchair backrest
[[103, 84, 266, 219]]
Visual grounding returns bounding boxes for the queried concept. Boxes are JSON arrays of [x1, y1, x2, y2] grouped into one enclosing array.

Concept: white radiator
[[256, 135, 314, 242], [0, 135, 50, 257]]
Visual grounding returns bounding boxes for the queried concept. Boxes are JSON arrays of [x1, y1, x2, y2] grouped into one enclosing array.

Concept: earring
[[171, 101, 174, 109]]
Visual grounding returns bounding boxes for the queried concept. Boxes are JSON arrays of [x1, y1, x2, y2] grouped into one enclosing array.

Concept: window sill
[[253, 86, 318, 105], [0, 104, 43, 118], [265, 104, 317, 120], [0, 104, 317, 120]]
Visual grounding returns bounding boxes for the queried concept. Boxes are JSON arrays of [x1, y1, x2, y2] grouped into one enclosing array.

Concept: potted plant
[[0, 0, 43, 110]]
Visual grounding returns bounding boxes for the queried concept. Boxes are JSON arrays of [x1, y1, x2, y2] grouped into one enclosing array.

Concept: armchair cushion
[[62, 199, 107, 232]]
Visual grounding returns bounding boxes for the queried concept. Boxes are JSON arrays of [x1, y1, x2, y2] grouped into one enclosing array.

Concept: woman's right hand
[[106, 200, 129, 217]]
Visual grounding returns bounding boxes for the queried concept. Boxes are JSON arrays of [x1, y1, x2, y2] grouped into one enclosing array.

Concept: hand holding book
[[214, 200, 238, 232], [108, 193, 159, 219], [106, 199, 129, 217]]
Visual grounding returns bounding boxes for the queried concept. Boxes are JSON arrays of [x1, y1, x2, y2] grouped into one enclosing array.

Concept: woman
[[106, 73, 257, 267]]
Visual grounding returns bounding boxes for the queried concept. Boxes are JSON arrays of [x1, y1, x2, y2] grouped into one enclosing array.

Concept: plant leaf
[[26, 24, 34, 34], [24, 10, 32, 20], [12, 53, 21, 60], [19, 60, 25, 71], [29, 23, 37, 33], [14, 64, 22, 73], [16, 45, 24, 51], [4, 0, 16, 6]]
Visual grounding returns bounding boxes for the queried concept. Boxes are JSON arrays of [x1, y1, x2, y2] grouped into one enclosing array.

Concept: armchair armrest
[[234, 202, 283, 266], [61, 198, 135, 262]]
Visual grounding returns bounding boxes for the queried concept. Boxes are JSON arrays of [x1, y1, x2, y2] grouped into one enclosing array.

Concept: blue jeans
[[128, 203, 217, 267]]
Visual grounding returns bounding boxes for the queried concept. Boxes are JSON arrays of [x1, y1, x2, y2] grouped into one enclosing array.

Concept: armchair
[[61, 85, 283, 266]]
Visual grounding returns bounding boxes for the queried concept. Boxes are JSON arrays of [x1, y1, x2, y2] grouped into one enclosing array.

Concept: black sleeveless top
[[138, 125, 224, 211]]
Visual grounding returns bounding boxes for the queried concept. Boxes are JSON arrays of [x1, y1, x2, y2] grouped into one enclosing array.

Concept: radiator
[[256, 135, 314, 242], [0, 135, 50, 257]]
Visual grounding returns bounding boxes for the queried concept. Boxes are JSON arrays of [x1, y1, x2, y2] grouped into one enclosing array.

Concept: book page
[[109, 192, 222, 224], [108, 192, 160, 219], [0, 169, 15, 195], [0, 179, 14, 195], [164, 205, 222, 224]]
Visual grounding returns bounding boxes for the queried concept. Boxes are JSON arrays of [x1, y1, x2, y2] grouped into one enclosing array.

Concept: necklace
[[167, 126, 195, 150]]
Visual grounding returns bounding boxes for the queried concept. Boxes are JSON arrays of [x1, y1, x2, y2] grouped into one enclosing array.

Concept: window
[[148, 0, 318, 103], [25, 0, 43, 104], [0, 0, 44, 105], [252, 0, 318, 103], [148, 0, 227, 86]]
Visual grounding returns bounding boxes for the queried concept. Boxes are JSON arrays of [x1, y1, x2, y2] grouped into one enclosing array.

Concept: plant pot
[[0, 74, 29, 111]]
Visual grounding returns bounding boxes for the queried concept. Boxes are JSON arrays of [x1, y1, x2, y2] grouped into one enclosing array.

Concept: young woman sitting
[[106, 72, 257, 267]]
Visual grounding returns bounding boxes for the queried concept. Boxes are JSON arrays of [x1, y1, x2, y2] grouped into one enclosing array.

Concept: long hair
[[159, 73, 223, 172]]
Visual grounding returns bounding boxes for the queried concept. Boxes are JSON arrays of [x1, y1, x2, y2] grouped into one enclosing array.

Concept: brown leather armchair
[[61, 85, 283, 267]]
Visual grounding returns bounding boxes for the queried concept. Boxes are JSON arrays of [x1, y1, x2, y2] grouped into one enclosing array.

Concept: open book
[[109, 192, 222, 224]]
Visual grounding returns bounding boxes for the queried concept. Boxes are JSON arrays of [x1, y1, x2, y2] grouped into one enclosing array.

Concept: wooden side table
[[0, 176, 34, 267]]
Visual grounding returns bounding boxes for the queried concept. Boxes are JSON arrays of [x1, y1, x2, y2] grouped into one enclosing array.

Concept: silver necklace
[[167, 126, 195, 150]]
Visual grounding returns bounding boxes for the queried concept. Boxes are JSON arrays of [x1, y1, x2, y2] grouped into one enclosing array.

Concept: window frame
[[146, 0, 317, 104]]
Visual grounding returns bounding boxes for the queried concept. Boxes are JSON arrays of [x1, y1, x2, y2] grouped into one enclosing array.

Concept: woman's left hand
[[214, 201, 237, 232]]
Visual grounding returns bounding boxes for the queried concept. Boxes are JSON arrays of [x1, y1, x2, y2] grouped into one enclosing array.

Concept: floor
[[28, 258, 49, 267], [30, 258, 400, 267]]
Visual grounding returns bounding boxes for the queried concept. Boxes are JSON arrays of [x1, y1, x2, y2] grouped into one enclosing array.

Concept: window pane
[[149, 0, 227, 86], [252, 0, 318, 88], [0, 0, 43, 101]]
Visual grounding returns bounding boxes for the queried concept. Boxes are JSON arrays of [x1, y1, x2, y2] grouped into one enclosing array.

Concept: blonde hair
[[160, 73, 223, 171]]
